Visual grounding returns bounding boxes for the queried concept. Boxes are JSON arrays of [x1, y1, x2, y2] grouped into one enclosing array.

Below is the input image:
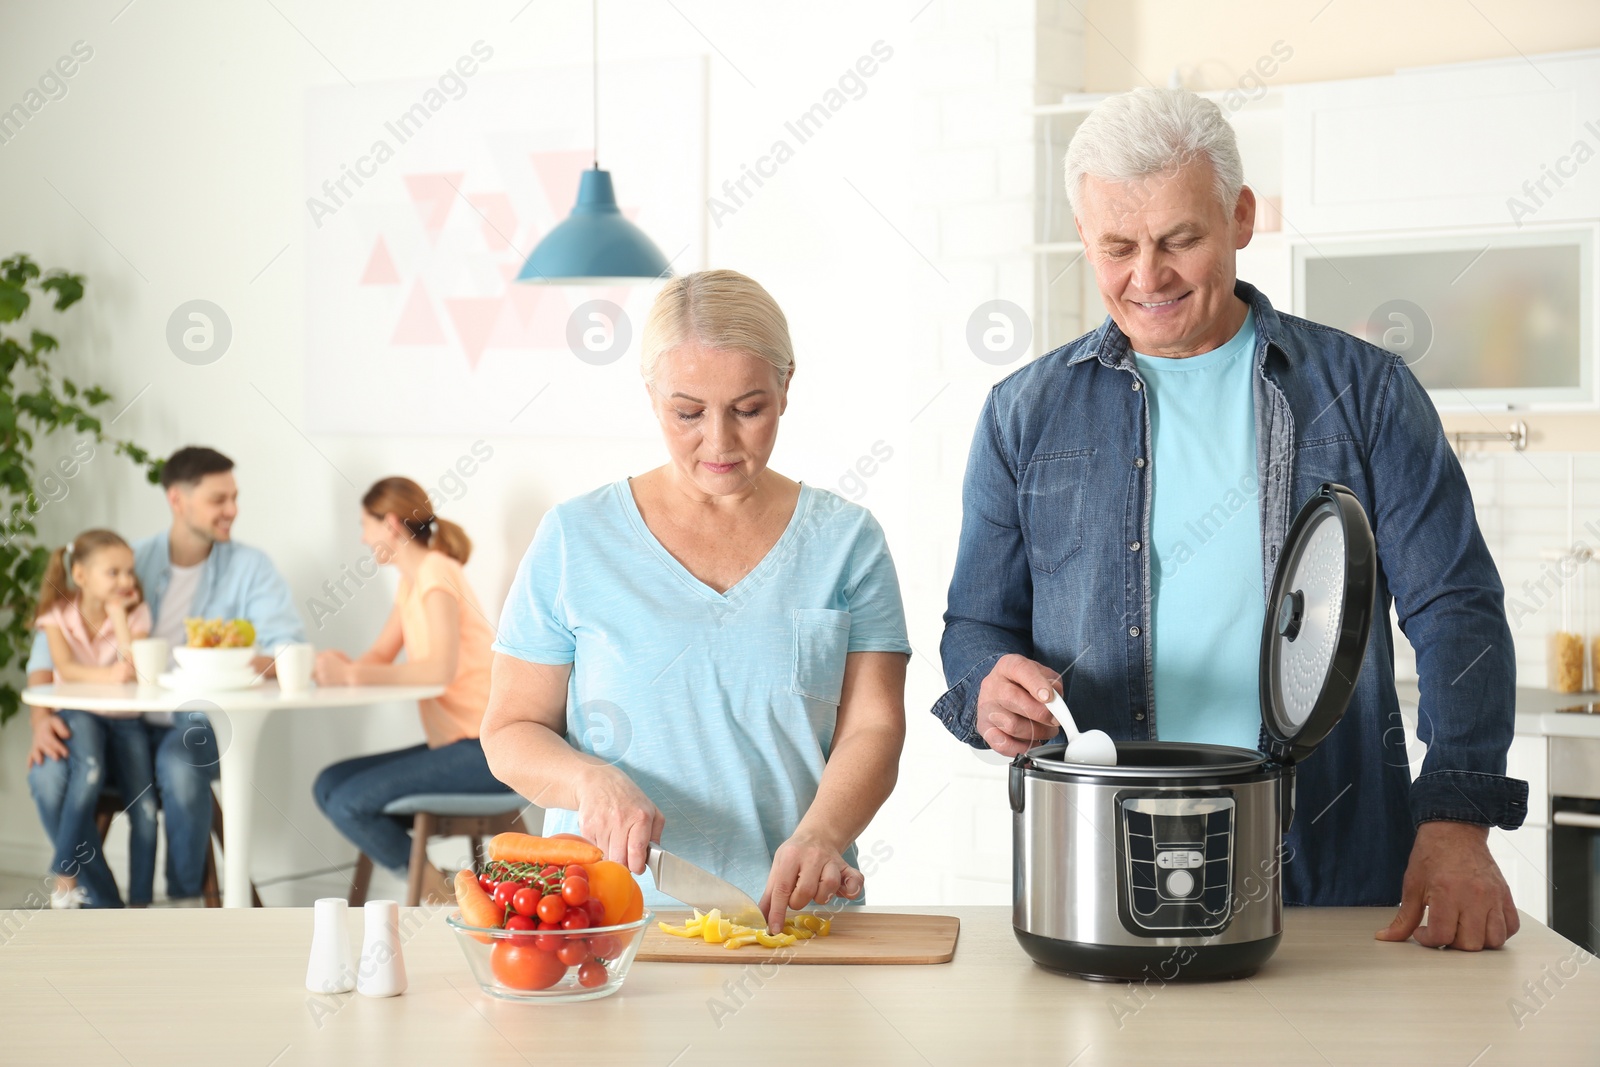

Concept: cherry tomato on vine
[[557, 940, 591, 966], [512, 887, 540, 918], [561, 878, 590, 907], [536, 894, 567, 924]]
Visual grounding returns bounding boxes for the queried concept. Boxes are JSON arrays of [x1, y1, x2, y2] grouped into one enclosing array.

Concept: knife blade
[[646, 845, 765, 928]]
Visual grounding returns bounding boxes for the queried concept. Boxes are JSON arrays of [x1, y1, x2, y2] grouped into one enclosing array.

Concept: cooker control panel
[[1117, 795, 1234, 936]]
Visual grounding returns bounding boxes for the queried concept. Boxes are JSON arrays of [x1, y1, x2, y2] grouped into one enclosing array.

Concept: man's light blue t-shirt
[[493, 479, 911, 909], [1131, 309, 1263, 750]]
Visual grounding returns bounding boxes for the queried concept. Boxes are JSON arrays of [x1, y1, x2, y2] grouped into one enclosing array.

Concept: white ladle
[[1044, 692, 1118, 766]]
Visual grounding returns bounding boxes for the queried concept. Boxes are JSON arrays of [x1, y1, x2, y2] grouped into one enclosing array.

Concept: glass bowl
[[446, 910, 654, 1002]]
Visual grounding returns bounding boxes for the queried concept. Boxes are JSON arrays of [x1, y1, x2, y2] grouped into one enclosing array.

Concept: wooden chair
[[347, 793, 531, 907], [93, 789, 263, 908]]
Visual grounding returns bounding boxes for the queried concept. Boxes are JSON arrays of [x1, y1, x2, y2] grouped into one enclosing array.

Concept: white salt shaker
[[356, 899, 407, 997], [305, 897, 356, 993]]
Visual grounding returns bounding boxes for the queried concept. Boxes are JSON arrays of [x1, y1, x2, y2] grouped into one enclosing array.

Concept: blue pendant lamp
[[517, 0, 671, 285]]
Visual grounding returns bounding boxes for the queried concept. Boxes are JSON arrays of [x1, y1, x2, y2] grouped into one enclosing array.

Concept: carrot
[[455, 868, 501, 941], [487, 832, 603, 867]]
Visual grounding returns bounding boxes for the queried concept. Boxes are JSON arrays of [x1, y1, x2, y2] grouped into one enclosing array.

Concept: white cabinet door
[[1282, 53, 1600, 234], [1488, 823, 1550, 926]]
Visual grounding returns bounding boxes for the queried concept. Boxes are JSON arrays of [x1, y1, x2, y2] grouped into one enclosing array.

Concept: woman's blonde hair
[[640, 269, 794, 388], [362, 477, 471, 564]]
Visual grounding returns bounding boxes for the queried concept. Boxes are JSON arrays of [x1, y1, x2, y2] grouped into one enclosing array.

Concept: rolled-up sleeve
[[933, 387, 1037, 748], [1369, 357, 1527, 829]]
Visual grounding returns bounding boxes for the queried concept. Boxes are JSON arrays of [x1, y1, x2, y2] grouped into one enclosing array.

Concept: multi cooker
[[1009, 483, 1377, 981]]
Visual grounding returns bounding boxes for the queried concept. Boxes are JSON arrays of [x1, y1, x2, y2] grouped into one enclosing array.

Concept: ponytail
[[428, 517, 472, 564], [36, 546, 73, 622], [34, 528, 140, 623], [361, 476, 472, 565]]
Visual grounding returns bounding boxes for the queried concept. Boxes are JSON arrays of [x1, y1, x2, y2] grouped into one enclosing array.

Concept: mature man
[[934, 88, 1527, 950], [26, 446, 305, 906]]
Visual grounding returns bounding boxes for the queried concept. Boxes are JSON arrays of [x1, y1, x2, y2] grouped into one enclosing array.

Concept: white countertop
[[2, 906, 1595, 1065], [1396, 681, 1600, 740]]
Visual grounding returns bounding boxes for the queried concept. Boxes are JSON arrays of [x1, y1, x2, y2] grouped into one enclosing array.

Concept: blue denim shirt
[[27, 530, 306, 673], [935, 280, 1529, 907]]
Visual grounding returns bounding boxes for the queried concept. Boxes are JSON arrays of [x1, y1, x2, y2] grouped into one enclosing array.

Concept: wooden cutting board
[[636, 910, 960, 965]]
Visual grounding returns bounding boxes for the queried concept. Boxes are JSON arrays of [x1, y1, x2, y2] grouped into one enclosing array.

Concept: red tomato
[[564, 864, 587, 879], [490, 941, 566, 991], [534, 932, 563, 953], [577, 961, 608, 988], [492, 882, 519, 910], [557, 940, 591, 966], [561, 878, 590, 907], [541, 865, 563, 881], [587, 934, 621, 960], [584, 898, 607, 924], [537, 919, 561, 931], [478, 873, 498, 895], [511, 887, 540, 918], [505, 913, 536, 932], [560, 910, 589, 931], [536, 894, 567, 924]]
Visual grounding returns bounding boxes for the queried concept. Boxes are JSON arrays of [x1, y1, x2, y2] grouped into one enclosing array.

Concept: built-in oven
[[1549, 737, 1600, 954]]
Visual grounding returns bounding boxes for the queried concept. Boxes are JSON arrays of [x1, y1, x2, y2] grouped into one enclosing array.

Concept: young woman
[[312, 477, 505, 904], [29, 529, 155, 908]]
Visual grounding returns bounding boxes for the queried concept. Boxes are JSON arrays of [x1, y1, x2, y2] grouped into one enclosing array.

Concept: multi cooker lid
[[1258, 483, 1377, 765]]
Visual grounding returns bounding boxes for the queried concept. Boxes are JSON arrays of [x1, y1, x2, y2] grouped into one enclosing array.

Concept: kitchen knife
[[646, 845, 766, 928]]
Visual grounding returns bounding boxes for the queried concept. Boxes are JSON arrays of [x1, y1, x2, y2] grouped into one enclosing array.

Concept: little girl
[[33, 529, 155, 908]]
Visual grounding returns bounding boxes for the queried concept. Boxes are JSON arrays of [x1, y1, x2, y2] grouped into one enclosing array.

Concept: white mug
[[275, 642, 315, 695], [131, 638, 169, 687]]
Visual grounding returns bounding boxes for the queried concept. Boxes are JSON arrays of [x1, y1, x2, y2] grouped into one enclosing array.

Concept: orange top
[[397, 551, 495, 747]]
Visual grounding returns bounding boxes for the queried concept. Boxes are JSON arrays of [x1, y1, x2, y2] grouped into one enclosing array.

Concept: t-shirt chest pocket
[[791, 607, 852, 705]]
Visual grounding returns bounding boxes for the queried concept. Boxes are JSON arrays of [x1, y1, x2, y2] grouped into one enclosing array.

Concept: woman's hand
[[574, 764, 664, 875], [759, 831, 864, 935], [27, 710, 70, 767], [313, 650, 355, 686], [107, 660, 136, 684]]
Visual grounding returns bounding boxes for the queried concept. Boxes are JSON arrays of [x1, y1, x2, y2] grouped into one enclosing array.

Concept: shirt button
[[1129, 541, 1141, 552], [1131, 381, 1143, 391], [1135, 712, 1146, 721], [1133, 457, 1145, 468], [1128, 625, 1141, 637]]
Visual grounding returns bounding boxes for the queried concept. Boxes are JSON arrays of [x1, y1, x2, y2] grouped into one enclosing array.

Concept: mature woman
[[313, 477, 504, 904], [483, 269, 909, 934]]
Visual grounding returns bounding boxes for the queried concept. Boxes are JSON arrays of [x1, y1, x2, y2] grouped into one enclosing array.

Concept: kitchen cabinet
[[1281, 51, 1600, 235]]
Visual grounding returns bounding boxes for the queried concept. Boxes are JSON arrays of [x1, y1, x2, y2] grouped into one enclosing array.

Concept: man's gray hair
[[1063, 87, 1244, 216]]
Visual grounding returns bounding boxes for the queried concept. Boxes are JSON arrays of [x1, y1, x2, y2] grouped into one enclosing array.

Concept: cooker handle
[[1009, 754, 1027, 814], [1280, 766, 1297, 835]]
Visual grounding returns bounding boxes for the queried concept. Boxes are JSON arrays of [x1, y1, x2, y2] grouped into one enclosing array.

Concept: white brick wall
[[883, 0, 1085, 906]]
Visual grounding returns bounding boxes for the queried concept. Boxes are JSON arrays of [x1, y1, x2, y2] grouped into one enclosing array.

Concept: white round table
[[21, 681, 445, 907]]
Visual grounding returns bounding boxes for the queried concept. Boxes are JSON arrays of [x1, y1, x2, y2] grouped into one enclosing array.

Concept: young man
[[26, 447, 305, 906]]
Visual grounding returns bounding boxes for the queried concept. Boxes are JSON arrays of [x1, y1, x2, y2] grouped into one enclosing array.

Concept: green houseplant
[[0, 254, 162, 724]]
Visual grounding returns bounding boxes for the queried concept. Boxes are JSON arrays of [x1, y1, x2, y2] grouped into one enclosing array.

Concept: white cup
[[357, 899, 407, 998], [275, 642, 315, 695], [131, 638, 169, 687], [306, 897, 356, 994]]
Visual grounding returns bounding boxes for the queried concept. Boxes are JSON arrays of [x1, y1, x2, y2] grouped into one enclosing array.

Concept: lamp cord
[[592, 0, 599, 169]]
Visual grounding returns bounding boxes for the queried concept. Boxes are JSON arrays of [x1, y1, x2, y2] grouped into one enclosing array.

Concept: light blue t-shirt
[[1131, 309, 1263, 750], [493, 479, 911, 909]]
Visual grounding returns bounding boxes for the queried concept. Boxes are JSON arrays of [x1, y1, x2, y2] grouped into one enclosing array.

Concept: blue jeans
[[313, 739, 505, 873], [147, 712, 219, 900], [27, 710, 158, 907]]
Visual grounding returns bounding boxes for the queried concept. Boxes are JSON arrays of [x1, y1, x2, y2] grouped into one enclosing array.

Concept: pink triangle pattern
[[392, 280, 446, 346], [403, 172, 465, 241], [359, 237, 400, 285], [444, 297, 503, 370], [529, 151, 593, 217], [468, 192, 517, 252]]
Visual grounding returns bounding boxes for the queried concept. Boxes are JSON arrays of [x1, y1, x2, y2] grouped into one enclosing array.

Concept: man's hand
[[760, 830, 864, 936], [28, 709, 70, 767], [1376, 820, 1519, 951], [975, 654, 1062, 756]]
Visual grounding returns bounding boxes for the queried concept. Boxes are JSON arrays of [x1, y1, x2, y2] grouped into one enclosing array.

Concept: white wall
[[0, 0, 1071, 906]]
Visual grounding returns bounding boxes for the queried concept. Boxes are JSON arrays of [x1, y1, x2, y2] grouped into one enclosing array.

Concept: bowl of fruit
[[172, 618, 257, 674], [450, 832, 650, 1002]]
